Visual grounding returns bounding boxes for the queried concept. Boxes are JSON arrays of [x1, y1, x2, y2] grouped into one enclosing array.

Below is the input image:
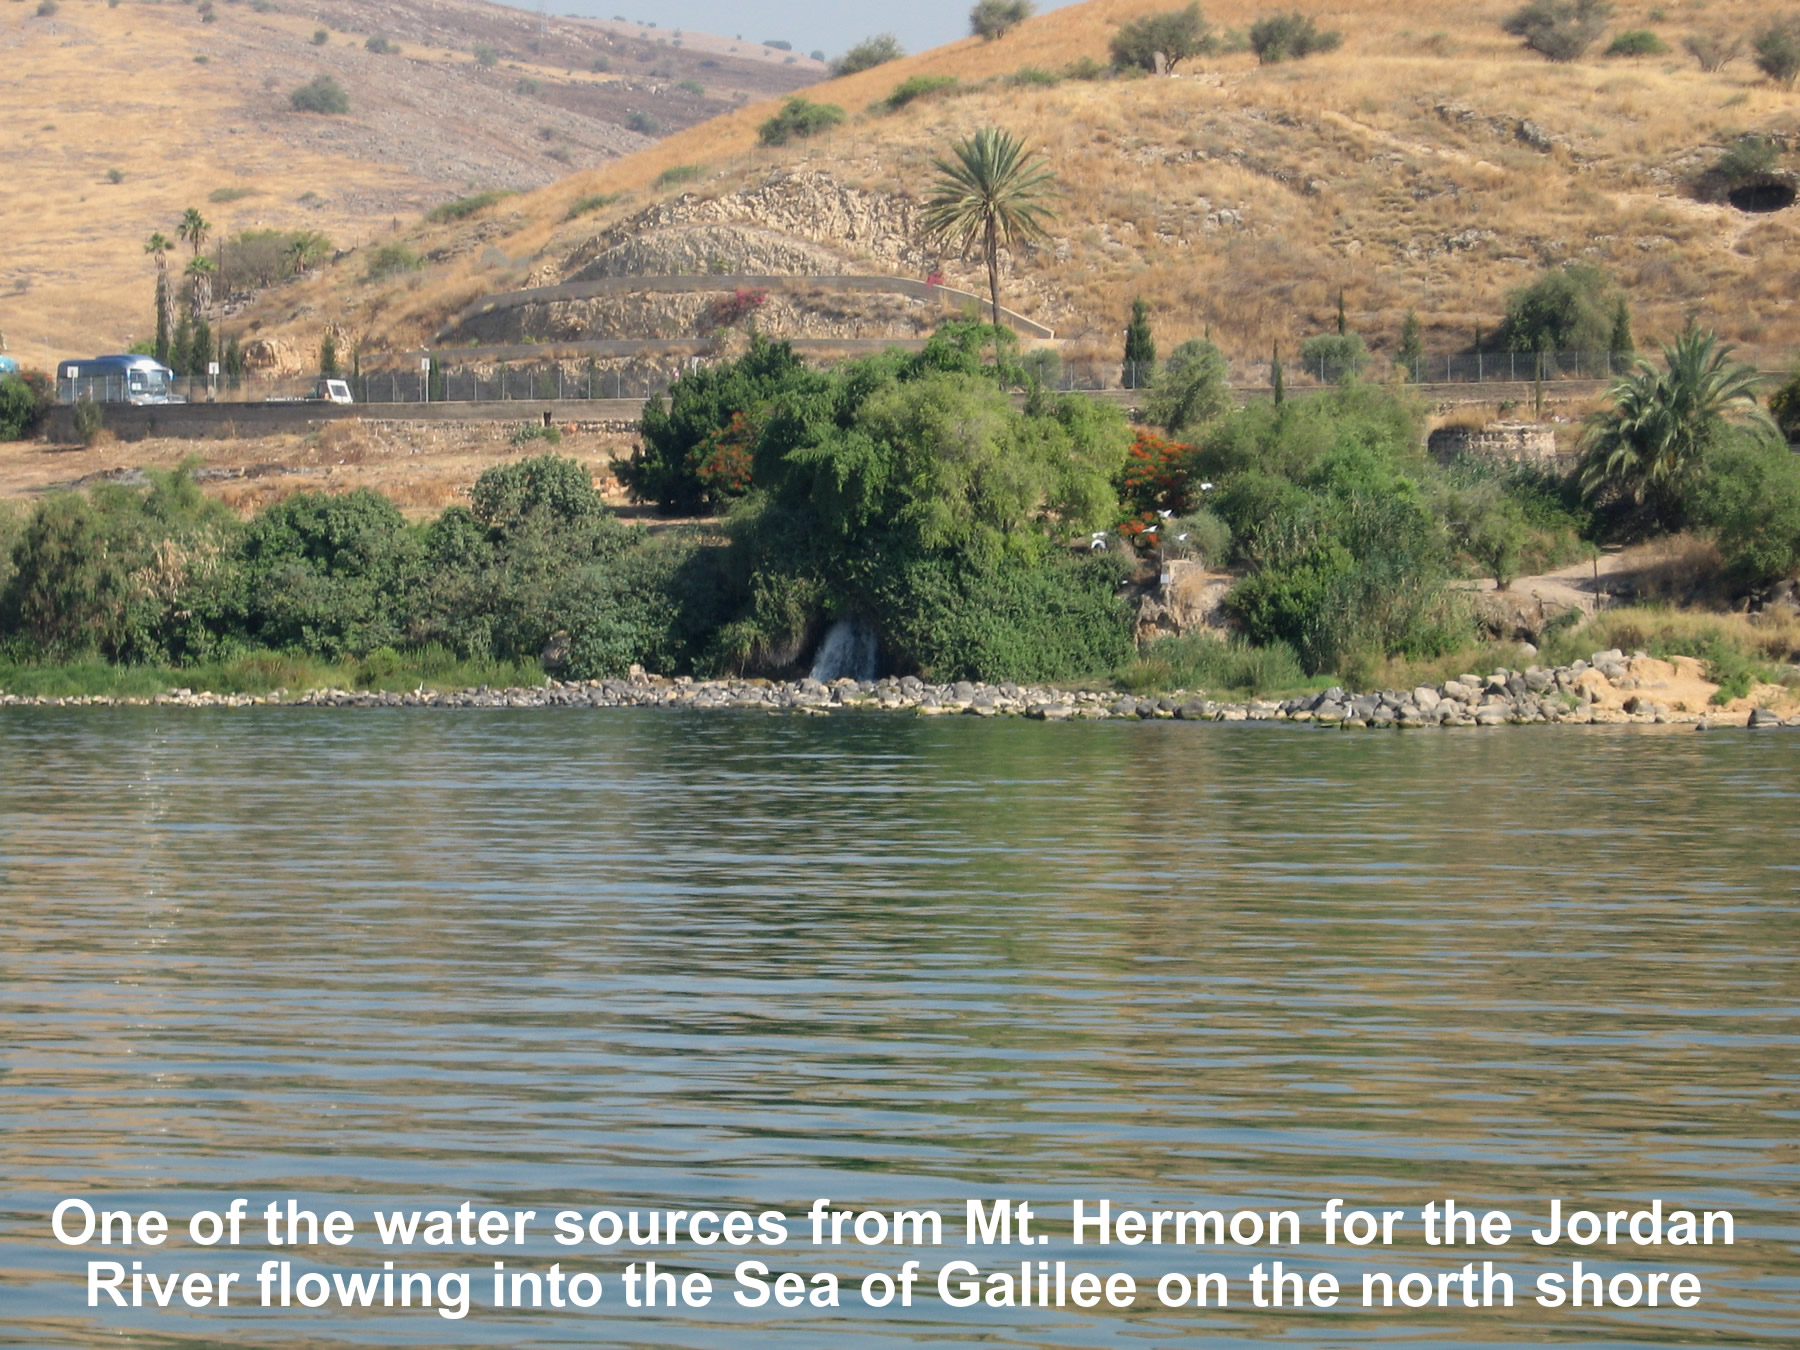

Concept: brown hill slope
[[231, 0, 1799, 377], [0, 0, 819, 362]]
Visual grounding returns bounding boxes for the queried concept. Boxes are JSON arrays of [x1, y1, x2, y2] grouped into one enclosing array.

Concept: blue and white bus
[[57, 354, 182, 405]]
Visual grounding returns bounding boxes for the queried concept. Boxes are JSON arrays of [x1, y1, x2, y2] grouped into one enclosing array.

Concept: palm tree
[[184, 255, 216, 320], [1579, 325, 1777, 528], [920, 126, 1058, 369], [178, 207, 212, 260]]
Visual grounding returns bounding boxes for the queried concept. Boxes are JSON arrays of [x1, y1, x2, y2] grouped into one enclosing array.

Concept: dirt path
[[1459, 551, 1636, 616]]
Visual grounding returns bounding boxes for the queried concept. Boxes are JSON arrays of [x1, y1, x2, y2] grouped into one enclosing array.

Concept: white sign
[[421, 358, 432, 372], [208, 362, 220, 376]]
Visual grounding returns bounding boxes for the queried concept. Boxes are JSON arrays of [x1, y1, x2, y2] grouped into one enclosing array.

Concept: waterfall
[[808, 615, 879, 682]]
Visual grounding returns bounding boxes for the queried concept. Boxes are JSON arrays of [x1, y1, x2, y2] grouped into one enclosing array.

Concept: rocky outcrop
[[560, 168, 925, 280], [457, 288, 934, 345]]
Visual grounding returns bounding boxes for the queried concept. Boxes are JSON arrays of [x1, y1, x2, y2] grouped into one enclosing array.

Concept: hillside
[[0, 0, 821, 363], [221, 0, 1799, 379]]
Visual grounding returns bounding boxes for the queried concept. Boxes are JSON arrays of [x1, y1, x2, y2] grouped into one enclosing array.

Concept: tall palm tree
[[1579, 325, 1777, 528], [178, 207, 212, 260], [920, 126, 1058, 368], [184, 255, 216, 320]]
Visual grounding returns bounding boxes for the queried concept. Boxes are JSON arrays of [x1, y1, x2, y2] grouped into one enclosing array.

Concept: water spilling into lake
[[2, 709, 1795, 1346]]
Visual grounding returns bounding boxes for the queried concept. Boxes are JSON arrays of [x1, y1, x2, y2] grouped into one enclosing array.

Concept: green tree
[[290, 74, 350, 114], [1144, 339, 1230, 434], [1110, 4, 1214, 73], [319, 331, 340, 377], [189, 316, 213, 382], [1753, 18, 1800, 86], [1122, 298, 1155, 388], [1579, 326, 1779, 529], [971, 0, 1033, 40], [1271, 342, 1284, 406], [831, 33, 904, 75], [1500, 263, 1621, 356], [920, 127, 1059, 372]]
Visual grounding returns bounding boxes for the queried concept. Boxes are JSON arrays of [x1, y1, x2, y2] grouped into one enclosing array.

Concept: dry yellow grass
[[243, 0, 1799, 371], [0, 0, 809, 365]]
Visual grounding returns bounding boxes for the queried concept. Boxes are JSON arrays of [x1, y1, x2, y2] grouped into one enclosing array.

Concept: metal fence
[[92, 345, 1790, 408]]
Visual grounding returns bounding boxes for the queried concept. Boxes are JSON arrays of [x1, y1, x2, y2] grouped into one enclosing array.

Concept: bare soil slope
[[235, 0, 1799, 372], [0, 0, 819, 362]]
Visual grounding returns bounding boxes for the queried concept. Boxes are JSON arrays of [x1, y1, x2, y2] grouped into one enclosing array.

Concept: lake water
[[2, 710, 1796, 1348]]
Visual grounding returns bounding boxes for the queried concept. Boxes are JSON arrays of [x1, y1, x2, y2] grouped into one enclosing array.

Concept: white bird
[[1158, 509, 1174, 519], [1199, 482, 1216, 491]]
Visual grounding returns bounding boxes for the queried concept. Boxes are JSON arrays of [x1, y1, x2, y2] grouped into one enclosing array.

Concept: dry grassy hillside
[[0, 0, 819, 363], [235, 0, 1799, 374]]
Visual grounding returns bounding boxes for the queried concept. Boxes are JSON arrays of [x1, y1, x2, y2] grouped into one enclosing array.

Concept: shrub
[[426, 190, 516, 224], [1120, 430, 1202, 516], [219, 228, 333, 289], [971, 0, 1033, 41], [0, 372, 51, 442], [1769, 369, 1800, 441], [72, 398, 104, 447], [886, 75, 959, 109], [1714, 135, 1780, 184], [1110, 4, 1215, 73], [312, 29, 328, 47], [362, 243, 423, 281], [364, 35, 397, 55], [1606, 29, 1668, 57], [624, 109, 657, 134], [677, 79, 705, 95], [653, 164, 703, 189], [831, 33, 904, 76], [565, 192, 624, 220], [757, 97, 845, 146], [473, 43, 498, 67], [1008, 65, 1061, 86], [1248, 12, 1343, 63], [1501, 0, 1613, 62], [509, 422, 563, 447], [1062, 56, 1108, 80], [1753, 18, 1800, 86], [289, 75, 349, 114], [1683, 32, 1740, 72], [1689, 432, 1800, 585], [1299, 332, 1368, 381]]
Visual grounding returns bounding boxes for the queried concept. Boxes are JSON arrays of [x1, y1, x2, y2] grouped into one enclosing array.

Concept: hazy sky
[[509, 1, 1086, 63]]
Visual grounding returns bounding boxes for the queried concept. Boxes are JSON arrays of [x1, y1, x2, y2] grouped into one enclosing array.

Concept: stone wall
[[1428, 420, 1564, 466]]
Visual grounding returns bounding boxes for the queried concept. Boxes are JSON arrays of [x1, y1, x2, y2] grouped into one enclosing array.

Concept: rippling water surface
[[2, 710, 1796, 1348]]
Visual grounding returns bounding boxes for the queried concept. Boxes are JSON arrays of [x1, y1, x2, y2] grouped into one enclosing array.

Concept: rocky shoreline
[[3, 649, 1796, 729]]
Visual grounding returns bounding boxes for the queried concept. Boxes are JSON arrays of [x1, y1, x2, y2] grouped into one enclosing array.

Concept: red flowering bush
[[702, 288, 768, 333], [687, 410, 757, 502], [1119, 430, 1201, 516]]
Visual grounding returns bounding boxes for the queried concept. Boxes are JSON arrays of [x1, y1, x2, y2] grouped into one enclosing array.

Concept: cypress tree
[[1336, 289, 1347, 337], [1398, 310, 1423, 380], [1123, 297, 1155, 389], [153, 273, 171, 367], [1609, 297, 1634, 356], [320, 331, 341, 377], [1271, 342, 1284, 406], [190, 316, 213, 381], [171, 312, 193, 376]]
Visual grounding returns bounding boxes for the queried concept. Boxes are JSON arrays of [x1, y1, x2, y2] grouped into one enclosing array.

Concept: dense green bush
[[1298, 332, 1368, 382], [757, 97, 845, 146], [1120, 632, 1307, 696], [886, 75, 960, 109], [290, 75, 349, 114], [1111, 4, 1214, 73], [1248, 12, 1343, 63], [0, 372, 52, 441], [1605, 29, 1668, 57], [1769, 369, 1800, 441], [1689, 433, 1800, 585], [1714, 134, 1780, 183]]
